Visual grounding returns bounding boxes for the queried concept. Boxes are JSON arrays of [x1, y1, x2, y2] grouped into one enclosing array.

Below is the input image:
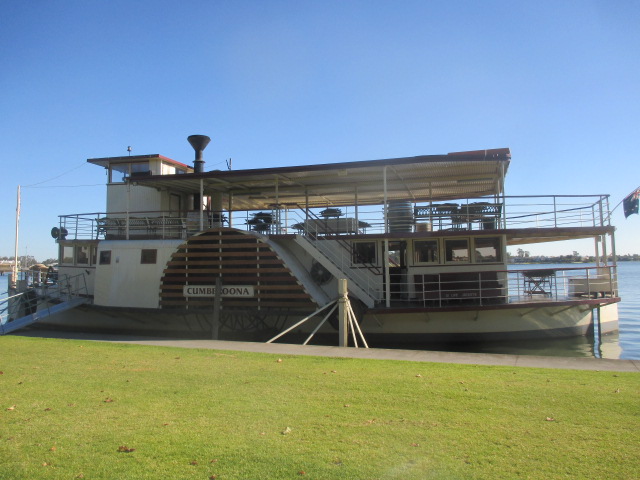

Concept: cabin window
[[444, 239, 469, 263], [109, 164, 130, 183], [108, 161, 150, 183], [99, 250, 112, 265], [141, 249, 157, 264], [474, 237, 502, 263], [130, 161, 150, 177], [414, 240, 439, 264], [352, 241, 377, 265], [61, 245, 74, 265], [162, 162, 176, 175], [162, 162, 187, 175], [75, 246, 90, 265]]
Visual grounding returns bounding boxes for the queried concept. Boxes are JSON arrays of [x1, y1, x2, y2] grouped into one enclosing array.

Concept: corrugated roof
[[115, 148, 511, 210]]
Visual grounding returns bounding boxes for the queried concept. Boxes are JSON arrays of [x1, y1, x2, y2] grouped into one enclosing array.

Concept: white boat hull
[[29, 300, 618, 344]]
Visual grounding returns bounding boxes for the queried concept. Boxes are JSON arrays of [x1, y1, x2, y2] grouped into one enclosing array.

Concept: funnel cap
[[187, 135, 211, 151]]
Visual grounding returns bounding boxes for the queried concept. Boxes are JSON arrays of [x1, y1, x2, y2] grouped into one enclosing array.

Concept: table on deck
[[522, 269, 556, 296], [292, 218, 370, 234]]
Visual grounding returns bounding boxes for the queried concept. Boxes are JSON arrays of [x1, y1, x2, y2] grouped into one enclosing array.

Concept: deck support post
[[593, 305, 602, 358], [199, 178, 204, 231], [338, 278, 349, 347], [125, 182, 130, 240], [212, 277, 221, 340]]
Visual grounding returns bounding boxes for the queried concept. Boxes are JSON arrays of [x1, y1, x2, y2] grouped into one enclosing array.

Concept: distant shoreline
[[509, 258, 639, 265]]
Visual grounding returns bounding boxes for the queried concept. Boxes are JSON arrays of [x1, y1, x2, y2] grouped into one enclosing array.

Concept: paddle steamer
[[3, 136, 620, 342]]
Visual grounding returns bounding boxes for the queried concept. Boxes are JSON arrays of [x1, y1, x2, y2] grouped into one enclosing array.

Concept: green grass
[[0, 336, 638, 479]]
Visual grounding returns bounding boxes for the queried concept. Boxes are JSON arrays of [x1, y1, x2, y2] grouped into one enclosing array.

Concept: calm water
[[2, 264, 639, 359]]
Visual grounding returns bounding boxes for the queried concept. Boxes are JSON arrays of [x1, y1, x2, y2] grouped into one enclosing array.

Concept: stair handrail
[[290, 205, 382, 276]]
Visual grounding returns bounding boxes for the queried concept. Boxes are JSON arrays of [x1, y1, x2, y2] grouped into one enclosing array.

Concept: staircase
[[291, 235, 380, 308], [261, 237, 332, 307], [1, 274, 91, 335]]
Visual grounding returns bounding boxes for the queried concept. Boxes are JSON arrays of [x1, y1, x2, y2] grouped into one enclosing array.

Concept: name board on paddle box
[[183, 285, 255, 298]]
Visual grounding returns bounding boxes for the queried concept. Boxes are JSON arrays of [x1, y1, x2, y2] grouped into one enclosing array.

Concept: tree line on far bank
[[508, 250, 640, 264], [0, 256, 57, 268], [3, 252, 640, 269]]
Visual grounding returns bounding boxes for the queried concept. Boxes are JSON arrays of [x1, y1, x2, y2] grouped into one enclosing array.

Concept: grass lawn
[[1, 335, 638, 479]]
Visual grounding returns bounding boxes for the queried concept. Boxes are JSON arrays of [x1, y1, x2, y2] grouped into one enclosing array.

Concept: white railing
[[57, 194, 610, 241], [0, 273, 89, 334], [388, 265, 618, 308]]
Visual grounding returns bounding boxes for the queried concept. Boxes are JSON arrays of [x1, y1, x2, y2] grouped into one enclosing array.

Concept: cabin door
[[170, 194, 181, 216], [386, 241, 408, 301]]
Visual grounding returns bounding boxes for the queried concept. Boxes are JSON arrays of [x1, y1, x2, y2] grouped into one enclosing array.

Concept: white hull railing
[[373, 265, 618, 309]]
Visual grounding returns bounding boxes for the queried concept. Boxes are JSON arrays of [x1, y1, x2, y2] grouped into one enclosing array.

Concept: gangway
[[1, 273, 91, 335]]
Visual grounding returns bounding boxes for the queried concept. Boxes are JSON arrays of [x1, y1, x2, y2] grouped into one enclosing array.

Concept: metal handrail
[[1, 273, 90, 334], [57, 194, 611, 241]]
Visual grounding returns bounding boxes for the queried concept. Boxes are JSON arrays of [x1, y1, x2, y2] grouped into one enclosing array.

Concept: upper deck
[[58, 146, 611, 242], [58, 193, 613, 245]]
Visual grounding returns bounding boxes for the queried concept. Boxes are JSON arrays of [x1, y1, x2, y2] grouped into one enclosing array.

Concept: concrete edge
[[10, 329, 640, 373]]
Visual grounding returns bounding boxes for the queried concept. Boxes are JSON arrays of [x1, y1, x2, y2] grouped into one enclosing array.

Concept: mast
[[11, 185, 20, 289]]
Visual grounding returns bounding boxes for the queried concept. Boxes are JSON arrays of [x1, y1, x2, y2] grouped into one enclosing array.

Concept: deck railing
[[391, 265, 618, 308], [57, 194, 610, 241]]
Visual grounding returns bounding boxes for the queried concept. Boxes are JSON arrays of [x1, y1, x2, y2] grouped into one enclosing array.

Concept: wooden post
[[212, 277, 222, 340], [338, 278, 348, 347]]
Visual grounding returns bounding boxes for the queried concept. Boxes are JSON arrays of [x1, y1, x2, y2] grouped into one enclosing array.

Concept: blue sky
[[1, 0, 638, 260]]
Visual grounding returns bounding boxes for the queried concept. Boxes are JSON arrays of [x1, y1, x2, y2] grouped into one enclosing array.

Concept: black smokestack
[[187, 134, 211, 173]]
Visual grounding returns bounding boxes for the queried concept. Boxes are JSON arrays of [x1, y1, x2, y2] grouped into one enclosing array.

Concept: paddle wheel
[[159, 228, 318, 333]]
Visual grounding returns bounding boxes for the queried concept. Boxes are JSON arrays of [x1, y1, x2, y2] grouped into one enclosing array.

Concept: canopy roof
[[88, 154, 192, 170], [103, 148, 511, 210]]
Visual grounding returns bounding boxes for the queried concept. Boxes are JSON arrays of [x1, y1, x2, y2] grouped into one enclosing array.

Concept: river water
[[2, 264, 639, 359]]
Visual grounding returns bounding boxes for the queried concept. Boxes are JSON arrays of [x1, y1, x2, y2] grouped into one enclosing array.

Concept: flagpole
[[11, 185, 21, 289], [604, 185, 640, 222]]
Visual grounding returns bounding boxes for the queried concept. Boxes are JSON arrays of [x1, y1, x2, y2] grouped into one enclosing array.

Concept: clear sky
[[1, 0, 638, 261]]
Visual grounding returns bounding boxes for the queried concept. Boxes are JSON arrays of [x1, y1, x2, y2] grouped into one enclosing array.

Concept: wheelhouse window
[[99, 250, 112, 265], [61, 245, 74, 265], [75, 245, 90, 265], [109, 164, 129, 183], [352, 241, 377, 265], [414, 240, 439, 264], [130, 162, 151, 177], [108, 161, 150, 183], [141, 249, 157, 264], [162, 162, 188, 175], [444, 239, 469, 263], [474, 237, 502, 263]]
